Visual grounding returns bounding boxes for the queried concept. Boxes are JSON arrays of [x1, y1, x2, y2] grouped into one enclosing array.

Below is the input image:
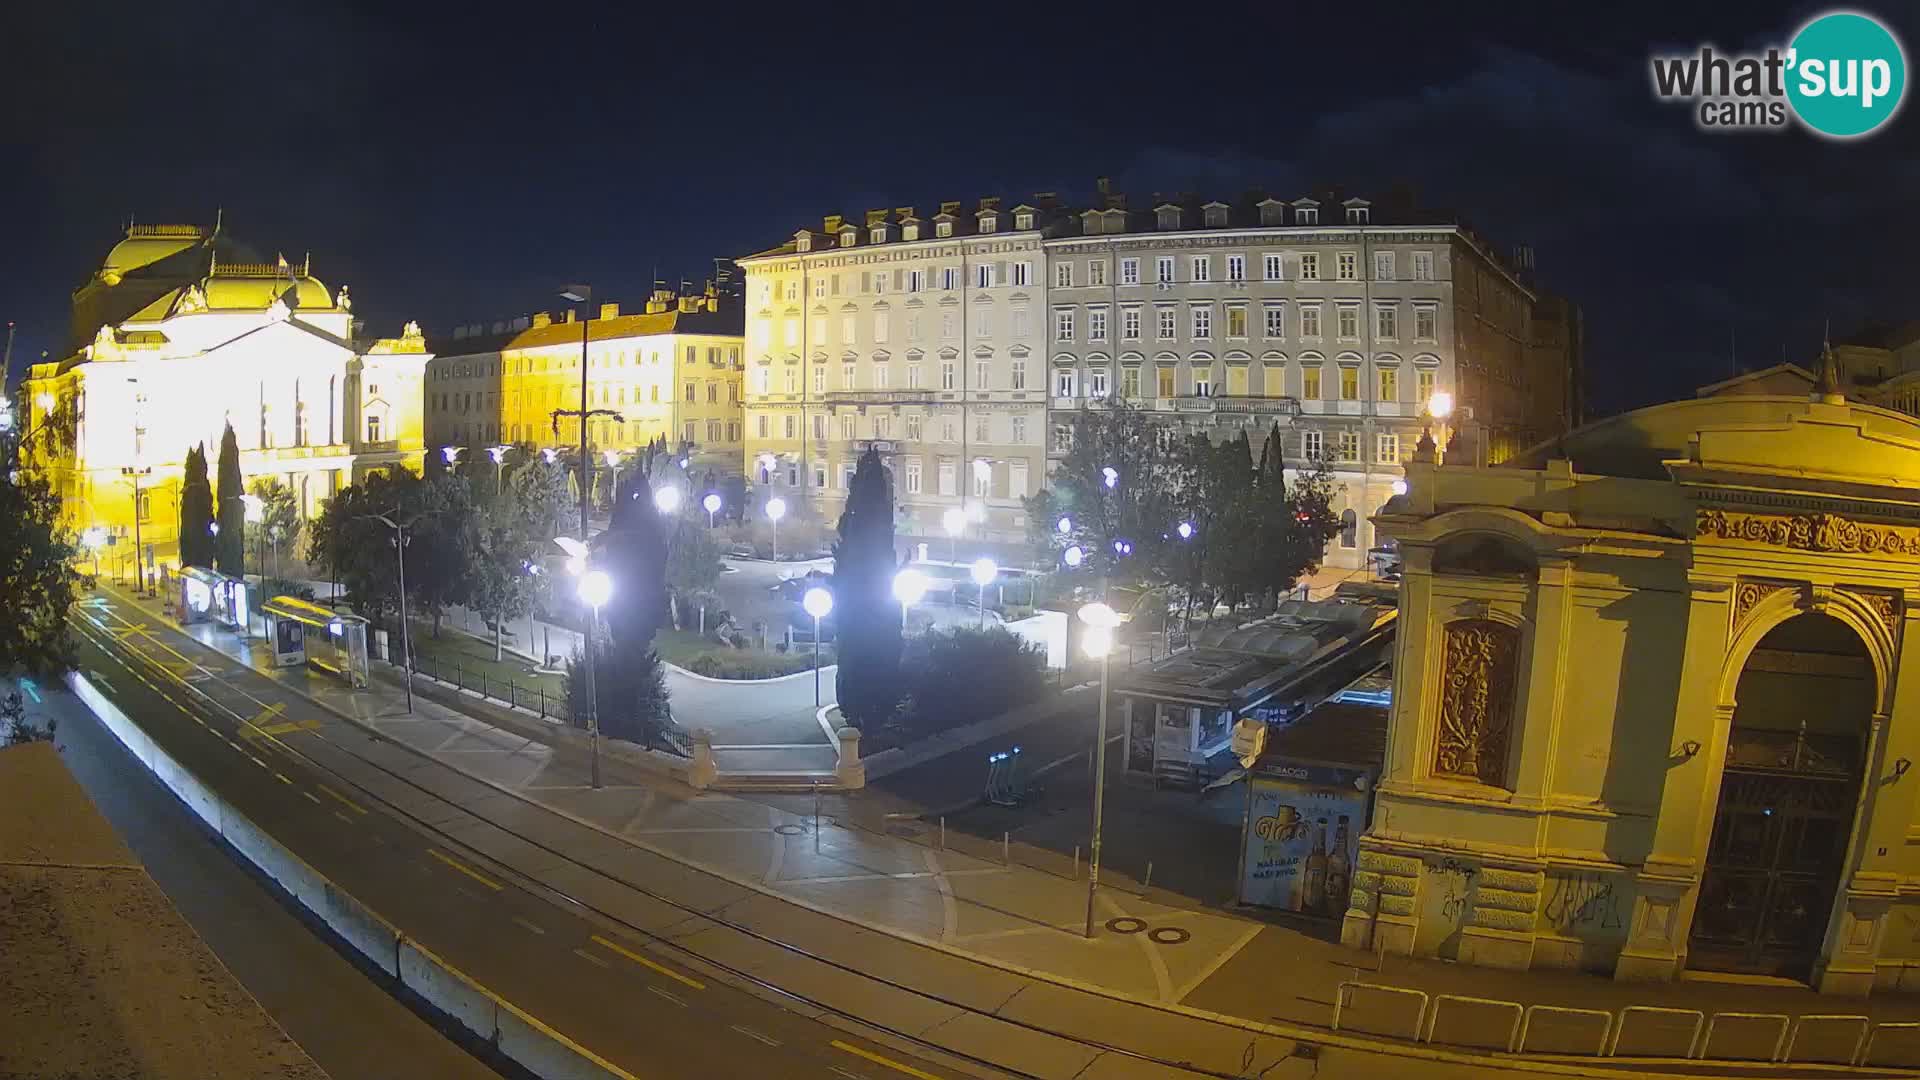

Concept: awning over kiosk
[[260, 596, 370, 688]]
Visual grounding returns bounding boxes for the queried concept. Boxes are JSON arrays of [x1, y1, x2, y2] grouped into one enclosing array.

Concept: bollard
[[813, 782, 822, 853], [1003, 831, 1010, 865], [939, 817, 946, 850], [1144, 861, 1154, 890], [1074, 845, 1081, 879]]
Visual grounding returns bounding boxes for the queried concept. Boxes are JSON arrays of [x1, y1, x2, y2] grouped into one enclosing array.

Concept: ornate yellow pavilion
[[20, 222, 429, 576]]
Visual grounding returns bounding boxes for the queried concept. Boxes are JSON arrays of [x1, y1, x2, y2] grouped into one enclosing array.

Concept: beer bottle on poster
[[1326, 815, 1352, 913], [1303, 818, 1329, 911]]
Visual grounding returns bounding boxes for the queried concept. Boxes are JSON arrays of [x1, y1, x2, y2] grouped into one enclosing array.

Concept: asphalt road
[[34, 684, 504, 1080], [66, 594, 994, 1080]]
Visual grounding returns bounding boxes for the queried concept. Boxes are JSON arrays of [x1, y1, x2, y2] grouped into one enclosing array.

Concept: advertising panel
[[1239, 761, 1371, 916]]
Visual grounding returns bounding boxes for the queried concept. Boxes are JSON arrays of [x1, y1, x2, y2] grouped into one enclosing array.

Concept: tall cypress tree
[[178, 444, 215, 569], [214, 423, 245, 575], [833, 447, 902, 729], [568, 463, 672, 745]]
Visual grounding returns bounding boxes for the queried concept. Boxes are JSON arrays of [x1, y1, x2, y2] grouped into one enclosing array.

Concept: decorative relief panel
[[1845, 588, 1902, 642], [1733, 579, 1795, 630], [1433, 619, 1521, 786], [1698, 510, 1920, 557]]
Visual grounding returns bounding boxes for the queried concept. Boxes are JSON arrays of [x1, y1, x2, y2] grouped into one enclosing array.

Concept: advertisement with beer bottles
[[1239, 762, 1371, 916]]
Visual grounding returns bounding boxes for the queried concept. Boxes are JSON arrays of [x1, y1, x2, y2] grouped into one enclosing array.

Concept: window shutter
[[860, 271, 871, 292], [893, 269, 905, 291]]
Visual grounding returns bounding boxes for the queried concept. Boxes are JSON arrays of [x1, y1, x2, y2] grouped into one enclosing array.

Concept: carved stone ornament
[[1697, 509, 1920, 558], [1733, 579, 1794, 628], [175, 284, 207, 315], [1845, 588, 1901, 640], [1433, 619, 1521, 786]]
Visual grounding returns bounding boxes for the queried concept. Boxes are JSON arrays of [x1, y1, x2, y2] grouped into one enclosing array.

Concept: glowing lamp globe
[[892, 568, 928, 607], [765, 497, 787, 523], [654, 486, 683, 513], [702, 492, 722, 515], [970, 557, 998, 587], [578, 569, 613, 609], [1062, 545, 1085, 568], [802, 586, 834, 620]]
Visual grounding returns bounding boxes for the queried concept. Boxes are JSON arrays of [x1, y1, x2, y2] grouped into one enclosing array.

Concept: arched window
[[1340, 508, 1358, 548]]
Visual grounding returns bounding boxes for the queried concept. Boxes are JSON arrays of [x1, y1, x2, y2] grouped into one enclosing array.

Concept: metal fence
[[1333, 981, 1907, 1066], [406, 650, 692, 757]]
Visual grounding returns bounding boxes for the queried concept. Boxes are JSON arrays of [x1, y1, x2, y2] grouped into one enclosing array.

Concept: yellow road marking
[[427, 848, 503, 891], [830, 1041, 946, 1080], [258, 717, 321, 737], [317, 783, 368, 815], [589, 934, 706, 991]]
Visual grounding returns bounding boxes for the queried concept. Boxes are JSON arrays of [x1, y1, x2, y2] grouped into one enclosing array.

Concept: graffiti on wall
[[1543, 871, 1626, 937]]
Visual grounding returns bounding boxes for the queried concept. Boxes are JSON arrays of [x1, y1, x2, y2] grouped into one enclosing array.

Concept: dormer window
[[1015, 212, 1034, 230], [936, 220, 953, 238], [903, 223, 920, 241], [1258, 201, 1285, 226], [796, 234, 812, 253], [871, 225, 890, 243], [1296, 206, 1319, 225], [979, 214, 998, 234], [1347, 206, 1370, 224], [839, 228, 858, 248], [1156, 206, 1182, 230], [1203, 204, 1229, 227]]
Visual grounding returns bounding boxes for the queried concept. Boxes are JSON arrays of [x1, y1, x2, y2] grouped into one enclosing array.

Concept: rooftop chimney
[[531, 312, 553, 329], [599, 302, 621, 320], [865, 208, 888, 226], [979, 196, 1002, 212], [1033, 191, 1059, 209], [823, 214, 843, 233], [895, 205, 916, 220], [939, 200, 962, 216], [562, 309, 577, 324]]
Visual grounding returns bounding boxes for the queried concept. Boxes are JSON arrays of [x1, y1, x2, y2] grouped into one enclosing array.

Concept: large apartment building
[[426, 281, 745, 474], [738, 199, 1059, 555], [741, 184, 1578, 569]]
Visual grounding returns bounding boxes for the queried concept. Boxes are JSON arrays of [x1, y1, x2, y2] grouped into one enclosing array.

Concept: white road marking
[[730, 1024, 781, 1047], [647, 986, 687, 1007], [572, 947, 610, 968], [301, 791, 322, 805], [512, 917, 546, 936]]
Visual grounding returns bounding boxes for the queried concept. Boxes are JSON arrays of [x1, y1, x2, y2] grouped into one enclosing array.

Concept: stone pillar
[[1510, 555, 1573, 802], [835, 726, 865, 789], [689, 728, 717, 790]]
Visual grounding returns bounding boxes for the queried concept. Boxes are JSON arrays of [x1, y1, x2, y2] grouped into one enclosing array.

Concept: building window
[[1336, 429, 1359, 461], [1337, 306, 1360, 340], [1053, 424, 1072, 452], [1339, 366, 1359, 401], [941, 267, 959, 290], [1374, 251, 1394, 281], [1120, 258, 1140, 286], [1417, 368, 1436, 404], [1226, 254, 1245, 282], [1377, 433, 1400, 464], [1263, 253, 1283, 281], [874, 364, 890, 390], [908, 362, 923, 389], [1415, 306, 1437, 341], [909, 269, 925, 292], [1156, 307, 1176, 340], [1193, 369, 1212, 397], [757, 415, 770, 438], [1009, 308, 1028, 338], [841, 415, 856, 441], [1010, 416, 1027, 444], [842, 363, 856, 389], [1412, 251, 1435, 281], [942, 362, 956, 390], [1088, 260, 1107, 286], [875, 415, 891, 439], [976, 264, 994, 289], [1088, 308, 1108, 342], [1156, 367, 1176, 398], [686, 382, 697, 402], [1297, 206, 1319, 225], [1191, 307, 1212, 340], [1337, 252, 1357, 281], [1303, 366, 1323, 399], [784, 368, 799, 393], [907, 315, 921, 342], [1010, 460, 1030, 498], [1011, 359, 1027, 390], [1055, 309, 1075, 342], [975, 360, 990, 389], [1433, 620, 1520, 787], [939, 460, 956, 495], [1055, 368, 1077, 398], [1302, 429, 1323, 459], [905, 458, 923, 494], [708, 419, 722, 442], [974, 413, 989, 443], [784, 415, 797, 438], [1055, 262, 1073, 288], [1089, 368, 1109, 398], [814, 414, 827, 440], [1122, 367, 1141, 399], [1226, 306, 1248, 339], [940, 312, 956, 340], [784, 318, 799, 346], [1263, 305, 1286, 339], [1155, 256, 1174, 283], [874, 312, 890, 343], [814, 366, 826, 394], [1379, 366, 1398, 402], [1299, 253, 1320, 281], [906, 413, 924, 441], [1013, 261, 1032, 286], [936, 220, 953, 238], [1300, 305, 1322, 338], [1121, 307, 1141, 341], [366, 414, 382, 442], [973, 462, 992, 498], [1190, 256, 1210, 283], [1376, 305, 1398, 340], [979, 215, 997, 234]]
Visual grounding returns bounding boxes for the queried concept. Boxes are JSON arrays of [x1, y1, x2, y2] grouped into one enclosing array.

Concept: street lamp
[[577, 568, 613, 790], [441, 445, 462, 466], [654, 484, 682, 514], [362, 510, 436, 715], [1391, 479, 1409, 496], [487, 445, 510, 494], [541, 447, 560, 464], [766, 496, 787, 559], [1176, 521, 1194, 541], [970, 557, 998, 628], [702, 491, 722, 529], [941, 506, 966, 564], [1077, 600, 1120, 939], [802, 586, 833, 707], [601, 448, 623, 506], [1063, 544, 1085, 569], [82, 526, 106, 578], [1056, 515, 1073, 536], [1102, 466, 1118, 490], [892, 567, 928, 628]]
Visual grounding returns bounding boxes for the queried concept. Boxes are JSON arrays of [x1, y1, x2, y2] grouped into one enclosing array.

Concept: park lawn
[[407, 620, 568, 698], [654, 628, 834, 680]]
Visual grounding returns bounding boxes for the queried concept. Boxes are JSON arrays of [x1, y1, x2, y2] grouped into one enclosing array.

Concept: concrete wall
[[68, 671, 638, 1080]]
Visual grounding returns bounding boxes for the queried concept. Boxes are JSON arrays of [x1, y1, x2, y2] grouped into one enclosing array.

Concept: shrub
[[892, 626, 1048, 738]]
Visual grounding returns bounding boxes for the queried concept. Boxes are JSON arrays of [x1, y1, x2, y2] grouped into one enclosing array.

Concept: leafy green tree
[[665, 514, 723, 628], [1024, 400, 1179, 586], [565, 638, 669, 745], [833, 447, 902, 729], [307, 470, 410, 625], [214, 424, 244, 575], [245, 477, 301, 578], [411, 471, 481, 637], [1272, 446, 1343, 597], [0, 426, 77, 675], [178, 444, 214, 568], [506, 453, 572, 550], [468, 522, 534, 661], [895, 626, 1048, 737]]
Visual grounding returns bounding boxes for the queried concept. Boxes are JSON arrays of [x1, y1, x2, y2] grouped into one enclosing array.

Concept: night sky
[[4, 1, 1915, 416]]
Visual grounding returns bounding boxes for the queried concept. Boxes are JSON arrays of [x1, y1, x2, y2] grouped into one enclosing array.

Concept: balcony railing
[[1155, 395, 1303, 417], [821, 390, 937, 406]]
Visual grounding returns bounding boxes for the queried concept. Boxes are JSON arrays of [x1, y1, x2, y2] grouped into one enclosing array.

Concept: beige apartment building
[[1044, 183, 1574, 571], [426, 282, 745, 475], [737, 198, 1059, 557]]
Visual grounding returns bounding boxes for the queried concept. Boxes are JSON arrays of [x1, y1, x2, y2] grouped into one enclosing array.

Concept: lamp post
[[942, 506, 965, 565], [802, 586, 833, 707], [441, 445, 463, 468], [83, 526, 106, 578], [1425, 390, 1454, 465], [892, 567, 927, 632], [578, 568, 613, 790], [362, 510, 433, 716], [1078, 601, 1119, 938], [766, 496, 787, 560], [702, 491, 722, 529], [970, 557, 998, 628], [487, 445, 510, 496], [602, 448, 623, 508]]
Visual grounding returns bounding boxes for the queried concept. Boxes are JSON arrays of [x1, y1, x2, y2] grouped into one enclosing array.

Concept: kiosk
[[260, 596, 370, 688]]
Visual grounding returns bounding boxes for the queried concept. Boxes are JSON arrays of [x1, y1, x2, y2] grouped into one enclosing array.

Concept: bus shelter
[[260, 596, 370, 688], [176, 567, 249, 632]]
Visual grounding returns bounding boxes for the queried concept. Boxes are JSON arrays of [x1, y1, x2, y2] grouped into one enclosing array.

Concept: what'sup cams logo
[[1651, 10, 1906, 138]]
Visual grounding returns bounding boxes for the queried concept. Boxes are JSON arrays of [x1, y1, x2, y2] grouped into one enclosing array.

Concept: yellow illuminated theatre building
[[21, 222, 430, 578]]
